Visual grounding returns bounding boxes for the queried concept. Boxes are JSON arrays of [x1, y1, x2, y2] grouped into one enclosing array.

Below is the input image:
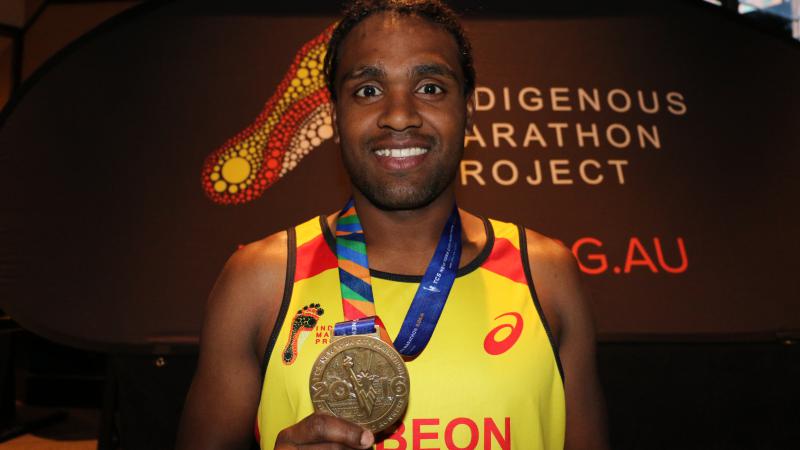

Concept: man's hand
[[274, 413, 374, 450]]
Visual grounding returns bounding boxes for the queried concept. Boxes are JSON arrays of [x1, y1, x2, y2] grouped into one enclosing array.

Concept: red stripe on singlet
[[294, 233, 337, 282], [481, 237, 527, 284]]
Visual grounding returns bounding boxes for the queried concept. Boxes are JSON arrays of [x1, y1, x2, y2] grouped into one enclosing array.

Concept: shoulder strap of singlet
[[259, 226, 297, 380], [516, 224, 564, 381], [252, 226, 298, 450]]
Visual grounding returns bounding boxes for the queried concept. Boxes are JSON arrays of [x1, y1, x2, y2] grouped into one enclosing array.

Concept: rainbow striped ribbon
[[335, 198, 378, 320], [334, 198, 462, 357]]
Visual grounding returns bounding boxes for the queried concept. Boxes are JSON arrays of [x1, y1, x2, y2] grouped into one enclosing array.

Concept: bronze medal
[[309, 334, 410, 433], [310, 199, 458, 432]]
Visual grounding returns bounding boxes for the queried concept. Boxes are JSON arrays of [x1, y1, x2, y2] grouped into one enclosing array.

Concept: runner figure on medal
[[177, 2, 609, 449]]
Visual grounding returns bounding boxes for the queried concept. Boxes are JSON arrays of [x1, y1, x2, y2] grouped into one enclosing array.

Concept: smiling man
[[177, 1, 608, 449]]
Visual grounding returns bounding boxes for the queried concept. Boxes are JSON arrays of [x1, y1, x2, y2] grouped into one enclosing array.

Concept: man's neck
[[352, 189, 457, 261], [331, 186, 485, 276]]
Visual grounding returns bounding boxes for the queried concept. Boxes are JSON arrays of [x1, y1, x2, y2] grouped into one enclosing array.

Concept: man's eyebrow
[[341, 65, 385, 83], [411, 63, 459, 81]]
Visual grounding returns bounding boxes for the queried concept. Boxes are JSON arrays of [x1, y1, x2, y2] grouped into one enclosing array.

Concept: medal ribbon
[[334, 198, 462, 357]]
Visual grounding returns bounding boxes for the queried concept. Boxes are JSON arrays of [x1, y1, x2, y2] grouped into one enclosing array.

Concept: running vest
[[256, 216, 565, 450]]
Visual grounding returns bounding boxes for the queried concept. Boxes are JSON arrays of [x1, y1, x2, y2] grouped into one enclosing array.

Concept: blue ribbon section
[[393, 207, 461, 357], [334, 317, 378, 337], [333, 206, 462, 358]]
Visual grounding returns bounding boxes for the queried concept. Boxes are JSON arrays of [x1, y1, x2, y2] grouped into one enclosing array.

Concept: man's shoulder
[[476, 212, 574, 268], [221, 213, 326, 288], [207, 230, 289, 316], [519, 226, 581, 302], [521, 227, 576, 272], [228, 230, 287, 270], [515, 226, 586, 344]]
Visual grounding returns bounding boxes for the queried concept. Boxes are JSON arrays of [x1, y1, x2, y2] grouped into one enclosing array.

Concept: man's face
[[332, 12, 473, 210]]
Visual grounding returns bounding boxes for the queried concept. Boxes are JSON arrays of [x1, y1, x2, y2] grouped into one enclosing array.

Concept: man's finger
[[283, 413, 374, 449], [295, 443, 361, 450]]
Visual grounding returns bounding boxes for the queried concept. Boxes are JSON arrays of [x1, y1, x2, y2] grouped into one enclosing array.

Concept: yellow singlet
[[256, 216, 565, 450]]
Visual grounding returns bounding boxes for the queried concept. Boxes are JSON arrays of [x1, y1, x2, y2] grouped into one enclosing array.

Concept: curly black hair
[[323, 0, 475, 101]]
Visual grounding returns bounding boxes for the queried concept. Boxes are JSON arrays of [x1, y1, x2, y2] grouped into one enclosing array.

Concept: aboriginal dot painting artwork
[[201, 24, 336, 205]]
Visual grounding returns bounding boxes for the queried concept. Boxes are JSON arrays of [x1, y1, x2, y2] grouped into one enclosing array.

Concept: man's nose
[[377, 91, 422, 131]]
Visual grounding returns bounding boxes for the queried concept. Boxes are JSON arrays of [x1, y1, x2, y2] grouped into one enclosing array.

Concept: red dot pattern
[[201, 24, 335, 206]]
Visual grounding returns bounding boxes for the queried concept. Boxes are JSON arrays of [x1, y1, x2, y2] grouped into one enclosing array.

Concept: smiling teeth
[[374, 147, 429, 157]]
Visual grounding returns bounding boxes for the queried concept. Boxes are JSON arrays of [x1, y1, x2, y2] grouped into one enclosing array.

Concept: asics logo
[[483, 312, 524, 355]]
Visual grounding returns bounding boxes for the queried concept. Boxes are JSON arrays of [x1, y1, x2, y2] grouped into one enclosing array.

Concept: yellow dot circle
[[308, 60, 317, 69], [311, 68, 319, 77], [297, 68, 309, 79], [210, 172, 220, 181], [228, 185, 239, 194], [291, 79, 300, 87], [302, 78, 311, 86], [221, 157, 252, 184], [214, 180, 227, 192]]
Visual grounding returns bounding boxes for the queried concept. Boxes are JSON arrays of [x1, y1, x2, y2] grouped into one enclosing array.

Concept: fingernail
[[360, 430, 374, 448]]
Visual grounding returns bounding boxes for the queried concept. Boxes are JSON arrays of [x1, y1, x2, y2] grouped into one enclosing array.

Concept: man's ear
[[465, 91, 475, 134], [331, 104, 340, 144]]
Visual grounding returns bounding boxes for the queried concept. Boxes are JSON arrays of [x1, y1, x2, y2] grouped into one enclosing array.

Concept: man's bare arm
[[176, 233, 288, 450], [527, 230, 609, 450], [176, 232, 374, 450]]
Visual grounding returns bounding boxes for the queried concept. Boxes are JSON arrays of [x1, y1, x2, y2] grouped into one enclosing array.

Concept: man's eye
[[417, 84, 444, 95], [355, 85, 382, 97]]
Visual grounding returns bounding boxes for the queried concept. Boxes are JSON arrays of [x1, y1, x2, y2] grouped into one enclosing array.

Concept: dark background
[[0, 0, 797, 449]]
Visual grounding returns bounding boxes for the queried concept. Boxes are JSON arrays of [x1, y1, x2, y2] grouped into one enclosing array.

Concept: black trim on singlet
[[319, 215, 494, 283], [518, 225, 565, 382], [259, 227, 297, 381], [320, 214, 334, 250]]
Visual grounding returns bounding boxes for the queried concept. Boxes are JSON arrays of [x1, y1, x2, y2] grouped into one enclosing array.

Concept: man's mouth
[[373, 147, 429, 158], [372, 147, 430, 171]]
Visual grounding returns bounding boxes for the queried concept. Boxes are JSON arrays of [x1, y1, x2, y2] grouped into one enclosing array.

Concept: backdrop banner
[[0, 1, 798, 350]]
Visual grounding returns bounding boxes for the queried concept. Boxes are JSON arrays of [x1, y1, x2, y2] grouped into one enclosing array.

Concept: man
[[177, 1, 608, 449]]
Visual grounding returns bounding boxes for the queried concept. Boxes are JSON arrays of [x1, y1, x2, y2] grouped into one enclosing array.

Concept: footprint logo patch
[[282, 303, 325, 365]]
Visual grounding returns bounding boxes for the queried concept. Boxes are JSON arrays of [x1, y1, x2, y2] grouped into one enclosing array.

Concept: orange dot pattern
[[281, 103, 334, 177], [202, 24, 335, 205]]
